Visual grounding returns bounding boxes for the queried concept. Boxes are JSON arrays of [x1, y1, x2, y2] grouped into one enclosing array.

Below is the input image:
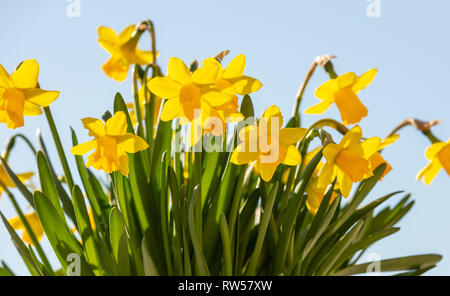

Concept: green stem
[[43, 107, 74, 191], [291, 61, 318, 122]]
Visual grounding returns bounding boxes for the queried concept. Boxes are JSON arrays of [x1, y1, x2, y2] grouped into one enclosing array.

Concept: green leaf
[[109, 207, 131, 276], [33, 191, 93, 275], [240, 95, 254, 118], [333, 254, 442, 276]]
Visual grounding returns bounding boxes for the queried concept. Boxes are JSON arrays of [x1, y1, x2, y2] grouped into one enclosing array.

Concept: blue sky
[[0, 0, 449, 275]]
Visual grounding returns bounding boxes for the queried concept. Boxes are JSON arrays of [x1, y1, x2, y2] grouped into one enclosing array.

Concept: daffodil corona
[[318, 125, 381, 197], [98, 25, 156, 82], [71, 111, 149, 176], [0, 59, 59, 129], [305, 69, 377, 125], [417, 139, 450, 185], [231, 105, 307, 182]]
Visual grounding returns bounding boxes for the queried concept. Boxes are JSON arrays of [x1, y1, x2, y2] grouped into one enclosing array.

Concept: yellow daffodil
[[71, 111, 149, 176], [306, 176, 338, 215], [0, 59, 59, 129], [98, 25, 156, 82], [231, 105, 307, 182], [318, 125, 381, 197], [417, 139, 450, 185], [8, 212, 44, 246], [369, 134, 399, 180], [305, 69, 377, 125], [0, 165, 33, 199]]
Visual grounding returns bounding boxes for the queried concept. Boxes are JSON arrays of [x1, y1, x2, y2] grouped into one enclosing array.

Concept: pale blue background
[[0, 0, 449, 275]]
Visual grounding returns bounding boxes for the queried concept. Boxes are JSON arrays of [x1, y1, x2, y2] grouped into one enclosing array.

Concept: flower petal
[[314, 79, 338, 101], [118, 25, 136, 44], [262, 105, 283, 126], [304, 100, 333, 114], [336, 72, 357, 88], [318, 160, 336, 188], [117, 134, 149, 153], [12, 59, 39, 89], [23, 101, 43, 116], [379, 134, 400, 150], [425, 142, 447, 160], [202, 91, 234, 107], [282, 145, 302, 165], [231, 143, 258, 165], [148, 76, 181, 99], [256, 159, 278, 182], [223, 54, 246, 79], [81, 118, 105, 137], [168, 57, 192, 85], [353, 68, 377, 93], [227, 76, 262, 95], [161, 98, 181, 121], [118, 154, 129, 176], [102, 57, 129, 82], [417, 158, 442, 185], [97, 26, 119, 44], [24, 89, 59, 107], [106, 111, 127, 136], [340, 125, 363, 149], [192, 61, 222, 85], [359, 137, 381, 158], [337, 170, 353, 198], [0, 64, 12, 88], [279, 128, 307, 145], [71, 140, 96, 155]]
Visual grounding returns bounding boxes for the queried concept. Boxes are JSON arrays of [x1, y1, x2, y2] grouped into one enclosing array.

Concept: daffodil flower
[[417, 139, 450, 185], [369, 134, 399, 180], [98, 25, 157, 82], [0, 165, 33, 199], [305, 69, 377, 125], [0, 59, 59, 129], [231, 105, 307, 182], [318, 125, 381, 197], [71, 111, 149, 176], [8, 212, 44, 246]]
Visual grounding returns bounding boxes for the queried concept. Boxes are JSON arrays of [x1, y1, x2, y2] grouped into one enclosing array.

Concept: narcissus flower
[[231, 105, 307, 182], [71, 111, 149, 176], [318, 125, 381, 197], [417, 139, 450, 185], [0, 59, 59, 129], [369, 134, 399, 180], [98, 25, 156, 82], [0, 165, 33, 199], [8, 212, 44, 246], [305, 69, 377, 125]]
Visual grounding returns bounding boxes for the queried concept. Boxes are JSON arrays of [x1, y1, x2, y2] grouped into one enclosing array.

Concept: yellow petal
[[223, 54, 246, 79], [335, 149, 371, 183], [227, 76, 262, 95], [118, 154, 129, 176], [71, 140, 96, 155], [102, 57, 129, 82], [81, 118, 105, 137], [17, 172, 34, 183], [336, 72, 357, 88], [202, 91, 234, 107], [358, 137, 381, 158], [23, 101, 43, 116], [0, 64, 12, 88], [106, 111, 127, 136], [118, 25, 136, 44], [340, 125, 363, 149], [318, 161, 336, 188], [337, 170, 353, 198], [353, 68, 377, 93], [437, 143, 450, 175], [161, 98, 181, 121], [425, 142, 447, 160], [282, 145, 302, 165], [314, 79, 339, 101], [279, 128, 307, 145], [168, 57, 192, 85], [192, 61, 222, 85], [117, 134, 149, 153], [417, 159, 442, 185], [24, 89, 59, 107], [304, 100, 333, 114], [256, 159, 278, 182], [97, 26, 119, 45], [262, 105, 283, 126], [231, 143, 258, 165], [379, 134, 400, 150], [323, 143, 340, 162], [148, 76, 181, 99], [12, 59, 39, 89]]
